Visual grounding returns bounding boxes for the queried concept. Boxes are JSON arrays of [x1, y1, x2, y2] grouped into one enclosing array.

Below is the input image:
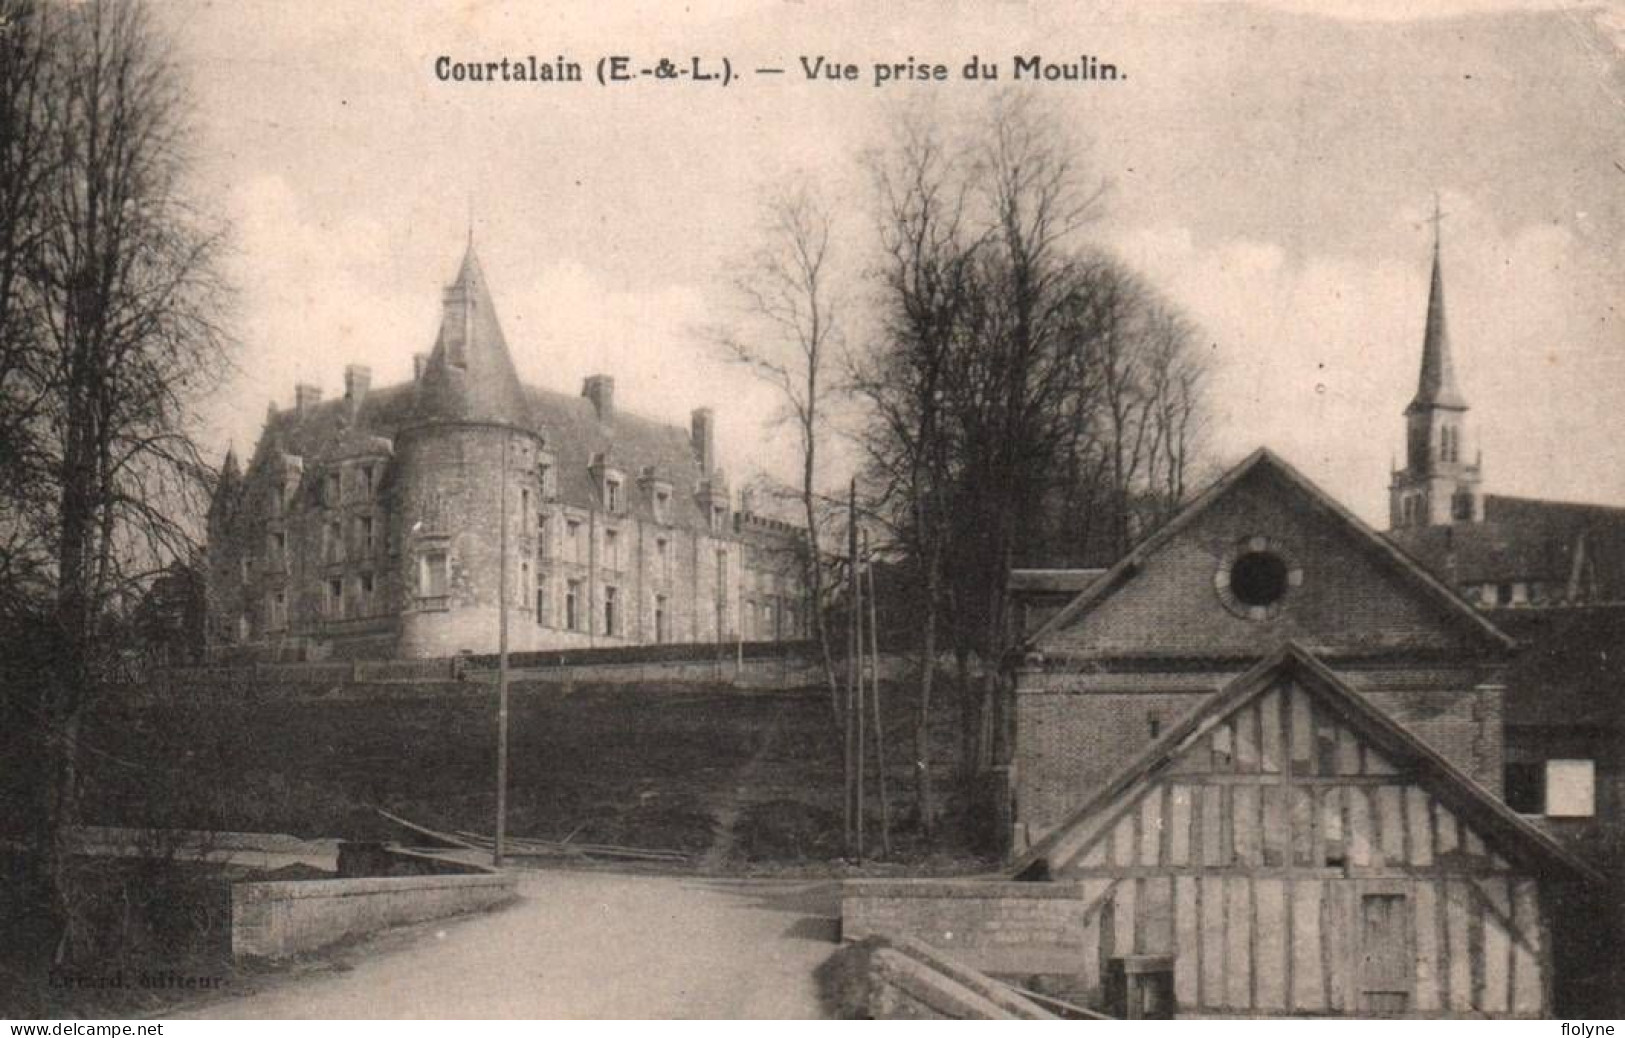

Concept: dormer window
[[712, 505, 726, 533], [606, 476, 622, 513], [654, 488, 671, 524], [359, 464, 374, 496], [536, 458, 554, 499]]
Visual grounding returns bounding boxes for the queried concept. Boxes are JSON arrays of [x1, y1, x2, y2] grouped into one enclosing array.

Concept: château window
[[419, 550, 449, 604], [565, 579, 581, 631], [269, 590, 287, 631], [654, 593, 667, 643], [535, 576, 548, 625], [521, 488, 531, 526], [654, 489, 670, 524], [712, 505, 727, 533], [604, 585, 618, 636], [537, 461, 553, 499], [566, 519, 582, 563], [357, 572, 374, 616], [358, 515, 375, 556], [604, 529, 620, 572], [606, 477, 621, 513], [326, 576, 344, 618], [360, 464, 375, 497], [325, 520, 344, 563], [656, 538, 670, 580], [520, 559, 532, 609]]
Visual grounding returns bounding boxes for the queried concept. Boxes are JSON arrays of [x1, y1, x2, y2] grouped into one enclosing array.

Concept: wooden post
[[844, 479, 858, 859], [865, 531, 891, 856], [852, 481, 865, 862], [494, 432, 511, 868]]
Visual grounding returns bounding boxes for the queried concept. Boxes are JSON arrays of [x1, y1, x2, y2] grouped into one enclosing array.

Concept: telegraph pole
[[494, 433, 511, 867]]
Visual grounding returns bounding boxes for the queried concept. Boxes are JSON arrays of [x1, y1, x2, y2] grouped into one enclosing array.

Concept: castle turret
[[1389, 209, 1483, 530], [411, 243, 530, 426], [396, 242, 543, 657]]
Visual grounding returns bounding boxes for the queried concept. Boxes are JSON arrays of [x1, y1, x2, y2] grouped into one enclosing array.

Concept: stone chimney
[[413, 353, 428, 380], [294, 383, 323, 419], [691, 407, 715, 475], [583, 375, 615, 423], [344, 365, 372, 407]]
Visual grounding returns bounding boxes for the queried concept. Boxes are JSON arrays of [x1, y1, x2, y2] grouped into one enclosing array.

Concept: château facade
[[204, 244, 806, 661]]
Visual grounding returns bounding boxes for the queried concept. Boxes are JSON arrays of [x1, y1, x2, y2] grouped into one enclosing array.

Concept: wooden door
[[1359, 893, 1413, 1015]]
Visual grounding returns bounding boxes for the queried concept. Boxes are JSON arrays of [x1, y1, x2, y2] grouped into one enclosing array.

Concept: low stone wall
[[842, 879, 1091, 976], [231, 871, 517, 960]]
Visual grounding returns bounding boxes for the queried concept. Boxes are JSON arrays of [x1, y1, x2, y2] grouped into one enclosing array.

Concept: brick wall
[[842, 879, 1092, 975]]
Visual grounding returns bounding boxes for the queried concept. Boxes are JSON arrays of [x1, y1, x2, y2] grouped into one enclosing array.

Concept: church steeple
[[1389, 201, 1483, 531], [1409, 232, 1466, 412], [411, 241, 529, 426]]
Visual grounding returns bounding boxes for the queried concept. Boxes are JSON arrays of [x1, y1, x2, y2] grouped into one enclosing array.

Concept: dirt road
[[175, 870, 840, 1019]]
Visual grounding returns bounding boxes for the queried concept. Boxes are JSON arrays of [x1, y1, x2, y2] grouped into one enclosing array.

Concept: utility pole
[[865, 530, 891, 856], [851, 480, 864, 857], [494, 432, 511, 868]]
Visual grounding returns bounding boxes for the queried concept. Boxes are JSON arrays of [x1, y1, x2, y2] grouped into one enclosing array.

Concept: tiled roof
[[1386, 494, 1625, 596], [1487, 605, 1625, 729]]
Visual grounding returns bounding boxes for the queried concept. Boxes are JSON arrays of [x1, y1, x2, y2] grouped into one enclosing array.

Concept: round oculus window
[[1230, 551, 1290, 607], [1214, 536, 1303, 620]]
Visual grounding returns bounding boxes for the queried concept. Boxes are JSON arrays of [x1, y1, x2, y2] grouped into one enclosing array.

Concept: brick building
[[204, 244, 806, 661]]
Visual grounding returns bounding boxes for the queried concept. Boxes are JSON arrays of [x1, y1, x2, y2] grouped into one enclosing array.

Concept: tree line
[[0, 0, 230, 961], [724, 96, 1210, 842]]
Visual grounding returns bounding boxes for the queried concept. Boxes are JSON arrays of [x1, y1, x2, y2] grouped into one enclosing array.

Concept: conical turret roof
[[412, 242, 530, 425]]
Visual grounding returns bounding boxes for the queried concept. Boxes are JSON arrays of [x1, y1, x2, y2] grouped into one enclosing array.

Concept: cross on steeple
[[1424, 191, 1449, 252]]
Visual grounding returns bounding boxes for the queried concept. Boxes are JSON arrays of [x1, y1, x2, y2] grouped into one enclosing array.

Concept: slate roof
[[1010, 642, 1600, 883], [1410, 243, 1467, 411], [1387, 494, 1625, 598], [1024, 447, 1514, 654], [1487, 605, 1625, 730], [246, 244, 723, 535]]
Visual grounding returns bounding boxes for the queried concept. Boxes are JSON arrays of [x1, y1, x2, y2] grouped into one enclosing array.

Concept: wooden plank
[[1314, 701, 1340, 776], [1201, 876, 1225, 1009], [1446, 880, 1473, 1011], [1321, 787, 1343, 868], [1377, 786, 1405, 865], [1236, 701, 1259, 772], [1169, 785, 1193, 867], [1186, 724, 1213, 773], [1259, 686, 1282, 773], [1292, 880, 1326, 1012], [1407, 787, 1434, 867], [1142, 876, 1174, 954], [1225, 877, 1252, 1010], [1414, 883, 1441, 1013], [1325, 881, 1350, 1012], [1139, 788, 1164, 866], [1235, 785, 1262, 866], [1112, 810, 1136, 867], [1201, 785, 1224, 867], [1463, 826, 1486, 863], [1115, 876, 1139, 955], [1175, 876, 1200, 1011], [1212, 720, 1234, 772], [1292, 786, 1315, 867], [1469, 880, 1487, 1011], [1335, 723, 1362, 775], [1481, 877, 1512, 1015], [1346, 787, 1372, 867], [1290, 683, 1314, 775], [1081, 878, 1111, 992], [1436, 803, 1460, 858], [1511, 879, 1543, 1015], [1255, 878, 1287, 1011], [1262, 785, 1286, 867]]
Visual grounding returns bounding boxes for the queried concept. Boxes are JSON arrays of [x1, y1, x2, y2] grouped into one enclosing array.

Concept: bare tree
[[0, 0, 232, 960], [711, 183, 845, 723], [853, 116, 984, 840]]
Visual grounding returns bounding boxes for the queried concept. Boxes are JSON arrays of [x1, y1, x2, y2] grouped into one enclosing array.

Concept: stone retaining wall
[[842, 879, 1091, 976], [231, 871, 517, 960]]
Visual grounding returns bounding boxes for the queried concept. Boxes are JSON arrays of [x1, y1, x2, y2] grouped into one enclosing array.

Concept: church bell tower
[[1389, 202, 1483, 530]]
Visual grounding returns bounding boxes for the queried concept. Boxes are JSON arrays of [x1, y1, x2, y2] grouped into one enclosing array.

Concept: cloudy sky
[[160, 0, 1625, 526]]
